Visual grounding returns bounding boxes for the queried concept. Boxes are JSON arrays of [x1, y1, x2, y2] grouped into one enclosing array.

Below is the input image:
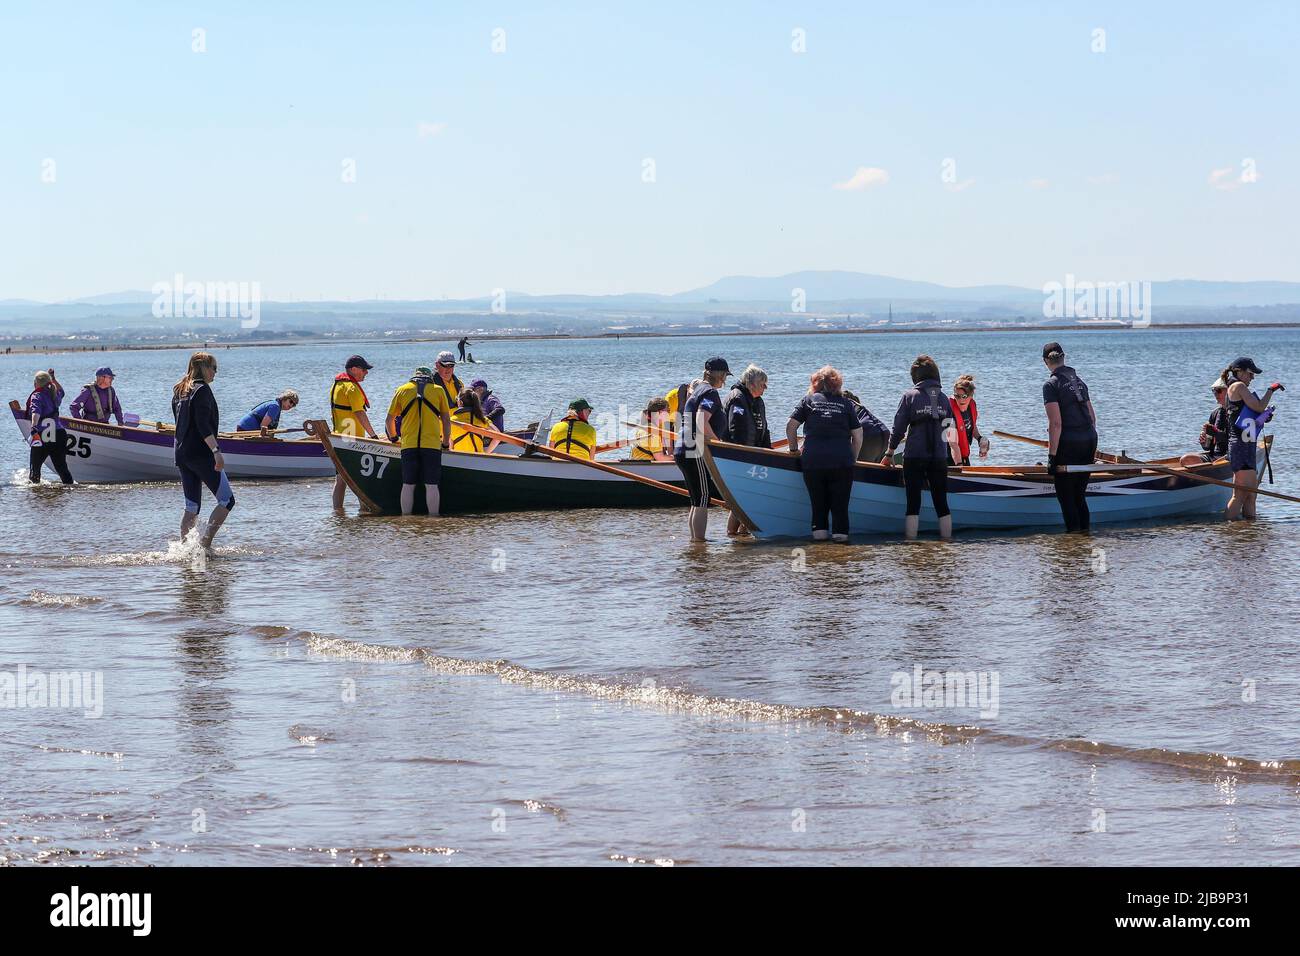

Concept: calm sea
[[1, 327, 1298, 865]]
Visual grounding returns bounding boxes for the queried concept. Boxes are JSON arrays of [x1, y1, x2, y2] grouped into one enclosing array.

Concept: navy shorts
[[675, 453, 717, 508], [178, 457, 235, 513], [1228, 437, 1257, 473], [400, 447, 442, 485]]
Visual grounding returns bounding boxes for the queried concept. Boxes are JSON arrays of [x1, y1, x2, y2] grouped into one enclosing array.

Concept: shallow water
[[2, 328, 1298, 865]]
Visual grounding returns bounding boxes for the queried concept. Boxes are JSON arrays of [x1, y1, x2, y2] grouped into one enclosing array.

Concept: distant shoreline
[[5, 321, 1299, 357]]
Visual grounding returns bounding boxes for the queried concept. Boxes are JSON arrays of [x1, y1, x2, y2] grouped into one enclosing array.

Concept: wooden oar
[[992, 429, 1126, 464], [223, 427, 306, 438], [623, 420, 790, 451], [994, 429, 1300, 505], [456, 421, 724, 506]]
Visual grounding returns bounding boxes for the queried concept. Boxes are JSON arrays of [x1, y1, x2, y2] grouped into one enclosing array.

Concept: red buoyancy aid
[[332, 372, 369, 410], [950, 397, 977, 462]]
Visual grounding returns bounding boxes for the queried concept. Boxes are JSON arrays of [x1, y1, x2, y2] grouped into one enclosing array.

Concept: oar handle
[[623, 420, 789, 450]]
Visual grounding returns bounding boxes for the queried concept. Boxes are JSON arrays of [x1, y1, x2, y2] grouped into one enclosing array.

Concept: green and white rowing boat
[[308, 421, 687, 515]]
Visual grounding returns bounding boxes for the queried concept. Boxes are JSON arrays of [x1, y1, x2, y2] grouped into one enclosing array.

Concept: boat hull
[[705, 440, 1234, 539], [10, 400, 335, 482], [322, 430, 686, 514]]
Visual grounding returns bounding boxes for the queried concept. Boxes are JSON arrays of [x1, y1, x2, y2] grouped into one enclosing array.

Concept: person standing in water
[[385, 366, 452, 516], [27, 369, 73, 484], [674, 358, 731, 541], [330, 355, 380, 509], [457, 337, 470, 363], [1041, 342, 1098, 533], [171, 351, 235, 549], [1222, 357, 1285, 520], [882, 355, 953, 541]]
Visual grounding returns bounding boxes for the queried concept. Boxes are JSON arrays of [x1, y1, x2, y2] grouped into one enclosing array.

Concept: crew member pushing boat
[[385, 366, 452, 516], [675, 358, 731, 541], [882, 355, 953, 540], [330, 355, 379, 510], [1041, 342, 1098, 533], [1222, 357, 1285, 520], [27, 369, 73, 485]]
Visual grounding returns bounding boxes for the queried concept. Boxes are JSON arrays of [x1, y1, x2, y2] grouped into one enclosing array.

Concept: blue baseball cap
[[95, 366, 114, 378]]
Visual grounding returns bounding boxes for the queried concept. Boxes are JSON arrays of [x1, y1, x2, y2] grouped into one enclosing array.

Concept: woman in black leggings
[[1041, 342, 1098, 532], [882, 355, 954, 540], [787, 366, 863, 542]]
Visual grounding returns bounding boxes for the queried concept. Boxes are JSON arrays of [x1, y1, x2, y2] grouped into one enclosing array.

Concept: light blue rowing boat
[[703, 439, 1239, 539]]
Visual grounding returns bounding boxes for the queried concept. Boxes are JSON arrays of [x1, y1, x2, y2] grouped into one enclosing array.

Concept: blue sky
[[2, 1, 1297, 300]]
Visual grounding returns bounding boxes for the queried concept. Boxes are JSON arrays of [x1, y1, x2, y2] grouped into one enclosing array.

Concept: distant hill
[[673, 271, 1036, 304]]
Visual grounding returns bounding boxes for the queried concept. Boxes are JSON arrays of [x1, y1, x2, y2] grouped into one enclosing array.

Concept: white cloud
[[417, 121, 448, 139], [1028, 178, 1050, 190], [833, 166, 890, 191], [944, 178, 975, 192], [1208, 165, 1256, 191]]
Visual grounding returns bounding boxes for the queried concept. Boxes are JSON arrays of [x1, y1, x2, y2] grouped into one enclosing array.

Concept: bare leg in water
[[200, 505, 230, 548], [332, 474, 348, 510]]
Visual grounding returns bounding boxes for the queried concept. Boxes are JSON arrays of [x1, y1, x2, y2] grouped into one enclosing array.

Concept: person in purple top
[[70, 367, 125, 424], [469, 379, 506, 431], [27, 369, 73, 484]]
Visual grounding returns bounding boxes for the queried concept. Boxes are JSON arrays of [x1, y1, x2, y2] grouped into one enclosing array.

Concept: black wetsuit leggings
[[802, 466, 853, 534], [29, 428, 73, 484], [903, 458, 950, 517], [1053, 431, 1098, 532]]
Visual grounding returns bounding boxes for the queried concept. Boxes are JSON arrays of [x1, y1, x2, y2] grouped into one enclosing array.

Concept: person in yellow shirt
[[431, 350, 462, 409], [549, 398, 598, 460], [449, 388, 503, 454], [631, 396, 673, 461], [385, 366, 452, 516], [662, 380, 700, 455], [330, 355, 380, 510]]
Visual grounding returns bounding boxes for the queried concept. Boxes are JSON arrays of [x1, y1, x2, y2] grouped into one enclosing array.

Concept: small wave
[[68, 538, 263, 568], [288, 724, 333, 746], [20, 591, 103, 608], [284, 630, 1300, 781], [515, 799, 567, 821], [609, 853, 679, 866]]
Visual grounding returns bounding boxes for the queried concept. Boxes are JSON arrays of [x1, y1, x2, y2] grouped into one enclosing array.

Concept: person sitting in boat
[[787, 366, 863, 543], [432, 351, 463, 408], [1222, 357, 1285, 520], [882, 355, 953, 541], [450, 388, 504, 454], [631, 397, 673, 462], [331, 355, 380, 510], [172, 351, 235, 548], [69, 367, 124, 425], [723, 364, 772, 536], [385, 366, 453, 516], [1041, 342, 1098, 533], [675, 360, 731, 541], [1179, 377, 1231, 467], [946, 374, 989, 466], [469, 378, 506, 431], [27, 369, 73, 485], [841, 389, 890, 463], [549, 398, 598, 460], [236, 389, 299, 436]]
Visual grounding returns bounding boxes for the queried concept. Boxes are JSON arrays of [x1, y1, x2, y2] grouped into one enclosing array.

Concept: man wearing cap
[[470, 378, 506, 431], [330, 355, 380, 509], [674, 358, 731, 541], [1041, 342, 1098, 532], [70, 367, 125, 425], [386, 366, 453, 516], [549, 399, 597, 460], [1222, 356, 1285, 520], [431, 351, 463, 409]]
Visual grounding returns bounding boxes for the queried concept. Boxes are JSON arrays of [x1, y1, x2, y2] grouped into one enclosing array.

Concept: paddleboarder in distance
[[457, 336, 470, 362]]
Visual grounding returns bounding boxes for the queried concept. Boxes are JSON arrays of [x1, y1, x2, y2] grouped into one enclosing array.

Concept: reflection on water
[[1, 329, 1298, 864]]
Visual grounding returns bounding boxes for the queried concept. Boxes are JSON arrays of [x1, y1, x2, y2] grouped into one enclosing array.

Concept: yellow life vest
[[450, 407, 491, 452], [630, 416, 667, 461], [548, 415, 597, 460]]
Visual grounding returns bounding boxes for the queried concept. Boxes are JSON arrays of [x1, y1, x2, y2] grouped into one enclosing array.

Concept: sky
[[2, 1, 1297, 301]]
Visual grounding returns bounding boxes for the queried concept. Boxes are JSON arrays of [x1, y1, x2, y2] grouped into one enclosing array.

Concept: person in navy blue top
[[236, 389, 299, 434], [674, 357, 731, 540], [883, 355, 954, 540], [171, 351, 235, 549], [1041, 342, 1098, 532], [787, 366, 863, 542]]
